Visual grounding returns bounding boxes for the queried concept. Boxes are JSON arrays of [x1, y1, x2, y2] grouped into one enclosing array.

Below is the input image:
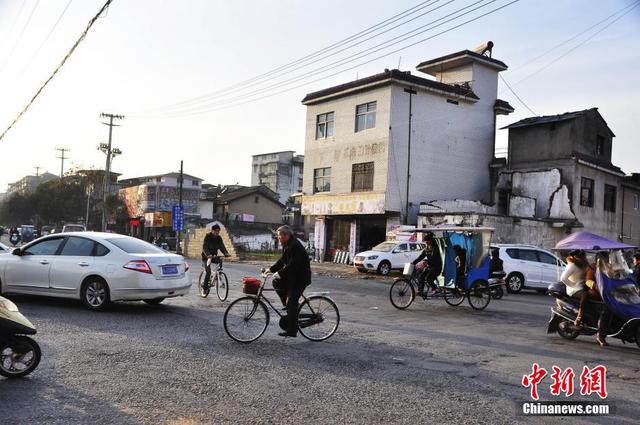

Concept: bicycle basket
[[242, 277, 261, 295]]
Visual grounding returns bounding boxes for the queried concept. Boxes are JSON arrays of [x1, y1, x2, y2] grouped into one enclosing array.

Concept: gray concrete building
[[300, 44, 513, 261], [7, 172, 58, 195], [621, 173, 640, 247], [251, 151, 303, 203]]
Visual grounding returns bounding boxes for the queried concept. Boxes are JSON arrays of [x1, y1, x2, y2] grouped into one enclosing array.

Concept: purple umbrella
[[554, 231, 636, 251]]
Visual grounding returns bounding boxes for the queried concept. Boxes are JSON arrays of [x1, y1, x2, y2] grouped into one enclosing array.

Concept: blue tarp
[[596, 271, 640, 321]]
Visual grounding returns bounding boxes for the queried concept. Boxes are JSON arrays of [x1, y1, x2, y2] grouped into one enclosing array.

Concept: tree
[[0, 193, 36, 225], [34, 179, 86, 224]]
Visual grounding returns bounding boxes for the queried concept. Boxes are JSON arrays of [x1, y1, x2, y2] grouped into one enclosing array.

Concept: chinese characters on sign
[[522, 364, 607, 400], [172, 205, 184, 232]]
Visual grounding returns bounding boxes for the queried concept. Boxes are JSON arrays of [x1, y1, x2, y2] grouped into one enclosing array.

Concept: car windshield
[[371, 242, 396, 252], [106, 238, 164, 254]]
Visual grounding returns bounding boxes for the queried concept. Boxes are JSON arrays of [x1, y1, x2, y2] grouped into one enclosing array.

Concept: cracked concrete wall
[[509, 196, 536, 218], [510, 169, 561, 217], [419, 199, 498, 215], [548, 185, 575, 219]]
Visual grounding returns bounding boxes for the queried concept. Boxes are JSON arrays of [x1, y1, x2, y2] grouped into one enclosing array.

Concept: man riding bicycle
[[266, 225, 311, 338], [201, 224, 230, 287]]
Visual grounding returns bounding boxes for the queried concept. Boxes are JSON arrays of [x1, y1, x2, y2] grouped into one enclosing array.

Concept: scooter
[[0, 296, 41, 378], [547, 282, 640, 348]]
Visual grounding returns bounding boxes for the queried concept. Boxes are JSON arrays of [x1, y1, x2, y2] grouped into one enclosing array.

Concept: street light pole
[[403, 87, 416, 225]]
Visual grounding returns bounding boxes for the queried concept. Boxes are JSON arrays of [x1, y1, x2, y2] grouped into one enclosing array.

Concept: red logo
[[579, 365, 608, 399], [522, 363, 548, 401], [522, 364, 608, 400]]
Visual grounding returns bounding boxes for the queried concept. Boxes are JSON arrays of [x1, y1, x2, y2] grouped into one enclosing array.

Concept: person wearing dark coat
[[412, 238, 443, 295], [632, 253, 640, 284], [201, 224, 230, 286], [268, 225, 311, 337]]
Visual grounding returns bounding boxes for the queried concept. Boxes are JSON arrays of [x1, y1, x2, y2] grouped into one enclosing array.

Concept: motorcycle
[[546, 231, 640, 348], [0, 296, 41, 378]]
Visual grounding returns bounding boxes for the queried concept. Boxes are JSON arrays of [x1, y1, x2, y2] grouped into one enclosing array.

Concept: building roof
[[119, 172, 204, 186], [572, 152, 625, 175], [494, 99, 514, 113], [251, 150, 295, 158], [301, 68, 478, 105], [501, 108, 615, 136], [416, 50, 508, 75], [218, 185, 284, 206]]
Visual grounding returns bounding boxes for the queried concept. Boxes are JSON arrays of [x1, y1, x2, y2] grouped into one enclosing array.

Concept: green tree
[[34, 179, 86, 224], [0, 193, 36, 225]]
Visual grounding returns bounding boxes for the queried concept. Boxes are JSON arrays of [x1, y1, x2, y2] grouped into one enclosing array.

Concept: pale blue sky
[[0, 0, 638, 190]]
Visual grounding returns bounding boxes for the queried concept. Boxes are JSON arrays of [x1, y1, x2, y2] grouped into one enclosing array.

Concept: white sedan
[[0, 232, 191, 310], [353, 241, 425, 275]]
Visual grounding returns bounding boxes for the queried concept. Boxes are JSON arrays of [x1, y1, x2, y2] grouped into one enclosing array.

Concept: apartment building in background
[[6, 172, 58, 195], [251, 151, 304, 203]]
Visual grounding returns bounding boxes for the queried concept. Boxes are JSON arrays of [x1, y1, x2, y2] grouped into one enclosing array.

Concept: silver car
[[0, 232, 191, 310]]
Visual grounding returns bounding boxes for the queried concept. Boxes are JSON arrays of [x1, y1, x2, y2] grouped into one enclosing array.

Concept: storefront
[[302, 192, 396, 262]]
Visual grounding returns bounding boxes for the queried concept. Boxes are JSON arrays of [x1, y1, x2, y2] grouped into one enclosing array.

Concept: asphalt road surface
[[1, 261, 638, 424]]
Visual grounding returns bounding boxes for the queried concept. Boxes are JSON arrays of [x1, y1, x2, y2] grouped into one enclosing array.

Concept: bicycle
[[198, 256, 229, 301], [223, 272, 340, 343], [389, 267, 467, 309]]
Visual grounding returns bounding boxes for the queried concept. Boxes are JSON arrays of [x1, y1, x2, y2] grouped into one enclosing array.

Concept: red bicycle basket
[[242, 277, 261, 295]]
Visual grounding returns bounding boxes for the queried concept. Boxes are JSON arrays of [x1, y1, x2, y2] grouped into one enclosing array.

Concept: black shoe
[[278, 332, 297, 337]]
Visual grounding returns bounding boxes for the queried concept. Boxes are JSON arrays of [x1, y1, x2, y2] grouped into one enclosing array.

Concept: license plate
[[162, 265, 178, 275]]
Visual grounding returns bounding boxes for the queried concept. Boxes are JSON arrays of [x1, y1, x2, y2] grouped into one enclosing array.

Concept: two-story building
[[300, 45, 512, 260], [251, 151, 304, 203]]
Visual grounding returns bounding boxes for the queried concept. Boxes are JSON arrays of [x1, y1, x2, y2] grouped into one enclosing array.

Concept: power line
[[499, 73, 536, 116], [0, 0, 115, 143], [509, 0, 639, 73], [150, 0, 446, 112], [151, 0, 459, 115], [0, 0, 41, 73], [514, 1, 640, 85], [146, 0, 519, 118], [18, 0, 74, 77]]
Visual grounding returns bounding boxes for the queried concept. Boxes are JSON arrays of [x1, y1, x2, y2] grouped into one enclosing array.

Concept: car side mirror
[[12, 248, 21, 256]]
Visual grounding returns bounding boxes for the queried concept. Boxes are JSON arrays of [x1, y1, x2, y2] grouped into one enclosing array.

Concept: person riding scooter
[[560, 250, 590, 326]]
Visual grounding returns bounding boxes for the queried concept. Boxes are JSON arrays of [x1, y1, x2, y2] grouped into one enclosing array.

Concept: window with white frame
[[316, 112, 334, 139], [355, 101, 376, 132]]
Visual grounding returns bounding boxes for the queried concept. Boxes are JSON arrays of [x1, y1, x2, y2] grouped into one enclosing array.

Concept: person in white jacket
[[560, 250, 589, 326]]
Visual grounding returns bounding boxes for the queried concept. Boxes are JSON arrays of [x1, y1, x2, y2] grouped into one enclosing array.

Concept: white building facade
[[300, 47, 511, 261]]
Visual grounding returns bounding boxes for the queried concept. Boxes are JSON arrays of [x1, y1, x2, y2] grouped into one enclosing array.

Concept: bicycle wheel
[[468, 280, 491, 311], [389, 278, 415, 310], [223, 296, 269, 343], [444, 286, 465, 306], [297, 296, 340, 341], [216, 271, 229, 302], [197, 271, 209, 298]]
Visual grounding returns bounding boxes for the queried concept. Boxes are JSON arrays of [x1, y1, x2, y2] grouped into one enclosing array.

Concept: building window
[[298, 178, 303, 190], [351, 162, 374, 192], [191, 179, 199, 186], [254, 196, 259, 204], [596, 135, 605, 156], [634, 194, 639, 210], [604, 184, 616, 212], [355, 101, 376, 132], [313, 167, 331, 193], [316, 112, 334, 139], [580, 177, 594, 207]]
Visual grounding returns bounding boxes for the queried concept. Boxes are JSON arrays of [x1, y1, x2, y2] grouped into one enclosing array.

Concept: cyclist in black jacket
[[201, 224, 230, 285]]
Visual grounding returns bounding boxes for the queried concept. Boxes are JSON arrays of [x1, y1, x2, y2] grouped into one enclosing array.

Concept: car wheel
[[377, 260, 391, 276], [81, 277, 111, 311], [506, 272, 524, 293]]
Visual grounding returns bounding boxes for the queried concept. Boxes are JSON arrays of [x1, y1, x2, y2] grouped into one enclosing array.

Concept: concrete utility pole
[[34, 166, 41, 177], [176, 160, 184, 254], [99, 113, 124, 231], [55, 147, 70, 178], [403, 87, 416, 225]]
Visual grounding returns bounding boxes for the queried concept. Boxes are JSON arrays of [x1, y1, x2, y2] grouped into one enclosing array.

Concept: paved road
[[1, 260, 638, 424]]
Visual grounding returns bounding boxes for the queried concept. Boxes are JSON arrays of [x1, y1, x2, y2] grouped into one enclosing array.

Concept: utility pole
[[176, 160, 184, 254], [99, 112, 124, 231], [55, 147, 70, 178], [403, 87, 416, 225], [34, 166, 41, 177]]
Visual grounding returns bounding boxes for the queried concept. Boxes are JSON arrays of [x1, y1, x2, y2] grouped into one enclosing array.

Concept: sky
[[0, 0, 638, 190]]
